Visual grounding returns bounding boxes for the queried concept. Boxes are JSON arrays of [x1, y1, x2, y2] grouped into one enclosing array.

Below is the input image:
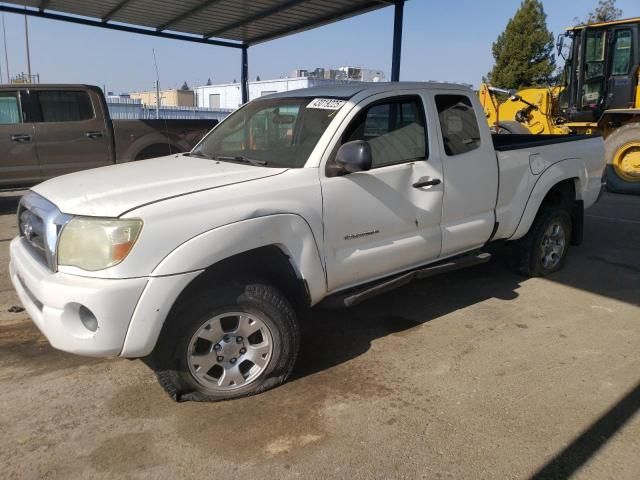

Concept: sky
[[0, 0, 638, 93]]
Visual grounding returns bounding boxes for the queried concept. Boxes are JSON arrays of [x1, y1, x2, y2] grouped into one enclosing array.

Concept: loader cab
[[559, 19, 639, 123]]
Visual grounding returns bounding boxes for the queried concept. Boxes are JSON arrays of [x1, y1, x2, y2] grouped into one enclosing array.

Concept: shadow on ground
[[294, 255, 521, 381], [530, 380, 640, 480], [546, 192, 640, 307]]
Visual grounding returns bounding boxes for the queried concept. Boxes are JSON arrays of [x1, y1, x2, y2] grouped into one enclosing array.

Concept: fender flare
[[151, 214, 327, 304], [509, 158, 588, 241]]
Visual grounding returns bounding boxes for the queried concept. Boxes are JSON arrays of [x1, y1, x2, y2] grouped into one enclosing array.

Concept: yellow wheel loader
[[480, 17, 640, 194]]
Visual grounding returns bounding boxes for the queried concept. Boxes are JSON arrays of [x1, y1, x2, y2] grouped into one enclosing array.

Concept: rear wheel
[[147, 281, 299, 402], [511, 206, 572, 277], [604, 123, 640, 195]]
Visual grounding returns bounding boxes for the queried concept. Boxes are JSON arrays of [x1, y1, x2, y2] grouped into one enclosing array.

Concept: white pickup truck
[[9, 82, 605, 402]]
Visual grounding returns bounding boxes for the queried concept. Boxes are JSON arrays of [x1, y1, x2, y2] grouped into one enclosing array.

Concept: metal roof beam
[[246, 1, 390, 45], [101, 0, 134, 23], [0, 4, 245, 49], [156, 0, 225, 32], [204, 0, 308, 39]]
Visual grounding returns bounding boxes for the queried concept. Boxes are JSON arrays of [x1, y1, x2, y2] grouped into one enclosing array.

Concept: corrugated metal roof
[[2, 0, 394, 45]]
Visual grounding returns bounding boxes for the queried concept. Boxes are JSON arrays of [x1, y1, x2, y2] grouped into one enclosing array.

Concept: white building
[[193, 67, 385, 109], [291, 66, 385, 82], [194, 74, 378, 110]]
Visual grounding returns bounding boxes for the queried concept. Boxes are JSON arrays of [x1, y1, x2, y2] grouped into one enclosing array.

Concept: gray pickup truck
[[0, 84, 219, 190]]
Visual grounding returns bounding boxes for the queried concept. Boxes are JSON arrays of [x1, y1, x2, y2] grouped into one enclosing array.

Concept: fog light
[[79, 305, 98, 332]]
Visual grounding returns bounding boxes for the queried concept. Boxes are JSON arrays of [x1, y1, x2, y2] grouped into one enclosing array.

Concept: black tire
[[604, 123, 640, 195], [495, 121, 531, 134], [146, 282, 299, 402], [510, 206, 572, 277]]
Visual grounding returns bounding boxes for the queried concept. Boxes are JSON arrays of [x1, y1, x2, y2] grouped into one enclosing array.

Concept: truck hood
[[33, 154, 287, 217]]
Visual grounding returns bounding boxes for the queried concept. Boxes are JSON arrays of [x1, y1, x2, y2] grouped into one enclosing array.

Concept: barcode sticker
[[307, 98, 346, 110]]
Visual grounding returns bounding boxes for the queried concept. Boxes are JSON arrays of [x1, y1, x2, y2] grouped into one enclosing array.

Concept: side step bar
[[321, 252, 492, 309]]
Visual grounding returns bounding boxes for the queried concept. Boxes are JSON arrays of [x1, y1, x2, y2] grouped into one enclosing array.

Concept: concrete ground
[[0, 191, 638, 480]]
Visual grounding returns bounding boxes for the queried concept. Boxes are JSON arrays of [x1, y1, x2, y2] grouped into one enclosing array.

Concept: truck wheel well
[[173, 246, 311, 319], [540, 178, 583, 245], [135, 143, 181, 161], [541, 178, 576, 208]]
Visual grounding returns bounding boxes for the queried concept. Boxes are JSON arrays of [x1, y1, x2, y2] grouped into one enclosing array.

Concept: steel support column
[[241, 46, 249, 104], [391, 0, 404, 82]]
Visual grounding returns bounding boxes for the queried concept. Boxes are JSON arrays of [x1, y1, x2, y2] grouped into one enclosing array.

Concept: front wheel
[[147, 282, 300, 402], [510, 206, 572, 277], [604, 123, 640, 195]]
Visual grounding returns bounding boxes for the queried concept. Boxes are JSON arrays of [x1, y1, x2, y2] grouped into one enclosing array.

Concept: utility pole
[[2, 14, 9, 83], [24, 12, 32, 82], [155, 80, 160, 119]]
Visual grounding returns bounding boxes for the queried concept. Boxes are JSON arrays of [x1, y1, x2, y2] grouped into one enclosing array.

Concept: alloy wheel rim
[[613, 142, 640, 182], [187, 312, 273, 391], [540, 222, 566, 270]]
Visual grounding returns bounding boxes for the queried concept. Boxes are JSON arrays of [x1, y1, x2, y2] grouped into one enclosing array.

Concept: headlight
[[57, 217, 143, 271]]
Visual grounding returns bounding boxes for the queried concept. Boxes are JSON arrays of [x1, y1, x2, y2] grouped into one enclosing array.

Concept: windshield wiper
[[184, 151, 213, 159], [214, 155, 268, 166]]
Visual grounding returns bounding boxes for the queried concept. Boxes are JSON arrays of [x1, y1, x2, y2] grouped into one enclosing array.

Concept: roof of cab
[[263, 81, 472, 100], [0, 84, 101, 90], [568, 17, 640, 31]]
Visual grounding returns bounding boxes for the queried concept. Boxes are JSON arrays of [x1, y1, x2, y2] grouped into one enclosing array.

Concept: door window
[[343, 97, 427, 168], [35, 91, 94, 122], [611, 30, 632, 75], [435, 95, 481, 156], [0, 92, 22, 124], [584, 30, 606, 79]]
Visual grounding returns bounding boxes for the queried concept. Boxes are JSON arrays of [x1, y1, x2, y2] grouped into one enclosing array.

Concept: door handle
[[85, 131, 103, 139], [413, 177, 441, 188], [10, 134, 32, 143]]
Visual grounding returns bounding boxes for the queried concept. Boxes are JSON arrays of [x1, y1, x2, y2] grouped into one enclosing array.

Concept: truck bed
[[492, 133, 599, 151], [492, 134, 605, 243]]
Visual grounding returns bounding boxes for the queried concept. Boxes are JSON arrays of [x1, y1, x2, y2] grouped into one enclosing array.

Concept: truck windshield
[[191, 97, 347, 168]]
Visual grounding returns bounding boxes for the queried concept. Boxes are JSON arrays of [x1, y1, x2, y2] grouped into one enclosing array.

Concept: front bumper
[[9, 237, 201, 357]]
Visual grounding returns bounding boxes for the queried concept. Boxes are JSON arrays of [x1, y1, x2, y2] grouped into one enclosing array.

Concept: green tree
[[180, 81, 190, 91], [583, 0, 622, 24], [488, 0, 555, 89]]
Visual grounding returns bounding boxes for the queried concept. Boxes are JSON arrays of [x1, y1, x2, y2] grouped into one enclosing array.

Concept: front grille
[[17, 192, 71, 272]]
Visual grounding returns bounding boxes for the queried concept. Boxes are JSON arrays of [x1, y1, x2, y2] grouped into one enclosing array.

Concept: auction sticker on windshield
[[307, 98, 346, 110]]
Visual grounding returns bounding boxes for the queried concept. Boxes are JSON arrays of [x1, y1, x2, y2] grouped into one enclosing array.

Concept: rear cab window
[[32, 90, 95, 123], [0, 91, 22, 125], [435, 94, 481, 156]]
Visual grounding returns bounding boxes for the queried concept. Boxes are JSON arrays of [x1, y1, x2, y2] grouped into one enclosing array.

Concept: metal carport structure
[[0, 0, 407, 103]]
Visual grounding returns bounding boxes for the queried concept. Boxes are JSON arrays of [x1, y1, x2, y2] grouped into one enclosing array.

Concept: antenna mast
[[2, 14, 9, 83], [152, 48, 161, 119], [24, 10, 32, 81]]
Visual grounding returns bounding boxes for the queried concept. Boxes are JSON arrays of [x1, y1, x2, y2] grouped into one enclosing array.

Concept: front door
[[321, 93, 444, 292], [580, 28, 609, 120], [0, 90, 40, 189], [30, 89, 112, 179], [606, 26, 637, 109]]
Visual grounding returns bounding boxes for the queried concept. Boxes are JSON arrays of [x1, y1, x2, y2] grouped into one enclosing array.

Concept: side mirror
[[335, 140, 372, 173], [556, 33, 567, 60]]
